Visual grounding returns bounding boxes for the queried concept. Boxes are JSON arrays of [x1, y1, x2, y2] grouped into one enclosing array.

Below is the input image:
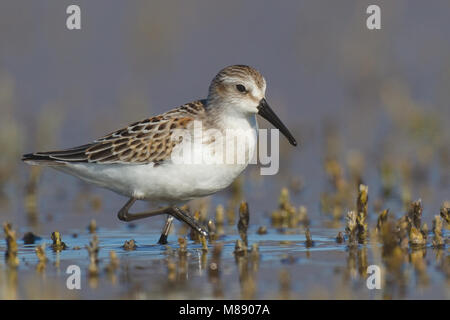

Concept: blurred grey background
[[1, 0, 450, 230]]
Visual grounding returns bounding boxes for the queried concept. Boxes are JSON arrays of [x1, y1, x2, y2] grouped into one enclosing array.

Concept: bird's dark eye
[[236, 84, 246, 93]]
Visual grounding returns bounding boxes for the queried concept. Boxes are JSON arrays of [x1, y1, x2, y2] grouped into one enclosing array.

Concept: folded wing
[[22, 100, 206, 165]]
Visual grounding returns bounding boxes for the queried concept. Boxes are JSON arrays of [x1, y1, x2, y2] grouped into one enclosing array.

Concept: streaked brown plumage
[[23, 100, 207, 165]]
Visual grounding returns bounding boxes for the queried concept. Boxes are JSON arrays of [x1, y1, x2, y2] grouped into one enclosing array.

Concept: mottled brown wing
[[22, 100, 206, 165], [87, 100, 206, 164]]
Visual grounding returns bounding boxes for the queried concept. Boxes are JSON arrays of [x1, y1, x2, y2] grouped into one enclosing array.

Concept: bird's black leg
[[169, 206, 208, 238], [117, 198, 169, 221], [117, 198, 208, 243], [157, 215, 174, 245]]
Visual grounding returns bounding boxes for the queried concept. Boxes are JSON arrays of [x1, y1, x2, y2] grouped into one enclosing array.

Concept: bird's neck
[[205, 99, 257, 132]]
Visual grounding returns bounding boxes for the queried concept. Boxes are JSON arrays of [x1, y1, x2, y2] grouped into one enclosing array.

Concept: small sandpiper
[[22, 65, 297, 243]]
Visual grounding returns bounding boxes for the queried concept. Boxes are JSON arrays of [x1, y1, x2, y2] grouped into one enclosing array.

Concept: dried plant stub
[[238, 202, 250, 246]]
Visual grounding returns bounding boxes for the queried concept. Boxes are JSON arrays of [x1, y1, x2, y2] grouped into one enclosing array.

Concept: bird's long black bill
[[257, 98, 297, 146]]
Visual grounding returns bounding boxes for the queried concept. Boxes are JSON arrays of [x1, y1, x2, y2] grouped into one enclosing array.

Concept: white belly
[[56, 161, 246, 202], [55, 115, 258, 203]]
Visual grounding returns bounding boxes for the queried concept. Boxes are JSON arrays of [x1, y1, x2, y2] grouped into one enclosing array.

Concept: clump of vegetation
[[271, 188, 309, 228], [356, 184, 369, 243], [376, 209, 389, 232], [409, 226, 427, 248], [320, 154, 353, 221], [3, 222, 19, 267], [297, 205, 310, 227], [51, 231, 67, 251], [122, 239, 137, 251], [336, 231, 345, 243], [257, 226, 267, 235], [177, 237, 187, 255], [35, 243, 47, 262], [408, 199, 423, 230], [337, 184, 370, 245], [305, 228, 314, 248], [234, 239, 247, 256], [88, 219, 97, 233], [375, 199, 431, 251], [345, 211, 358, 246], [238, 202, 249, 246], [271, 188, 295, 226], [406, 199, 427, 248], [207, 219, 217, 242], [105, 250, 120, 273], [432, 215, 445, 248], [213, 205, 225, 237], [440, 201, 450, 225], [250, 243, 259, 259], [379, 220, 399, 254], [215, 204, 225, 225], [86, 235, 100, 277], [35, 243, 47, 272], [377, 218, 407, 289], [189, 210, 201, 242], [200, 235, 208, 252]]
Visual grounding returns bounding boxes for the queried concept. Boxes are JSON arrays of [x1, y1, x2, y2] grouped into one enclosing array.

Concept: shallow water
[[1, 210, 448, 299]]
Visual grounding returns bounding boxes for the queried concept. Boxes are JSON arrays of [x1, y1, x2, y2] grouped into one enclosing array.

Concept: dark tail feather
[[22, 153, 63, 165], [22, 144, 92, 165]]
